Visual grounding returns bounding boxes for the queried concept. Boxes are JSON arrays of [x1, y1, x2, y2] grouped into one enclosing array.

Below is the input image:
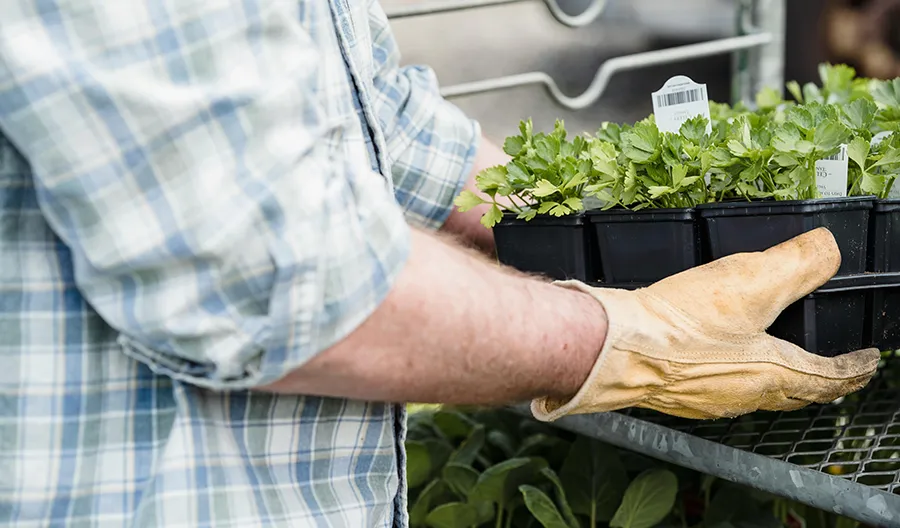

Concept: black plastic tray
[[869, 199, 900, 273], [586, 207, 702, 284], [492, 213, 596, 282], [697, 197, 874, 277], [593, 273, 900, 356]]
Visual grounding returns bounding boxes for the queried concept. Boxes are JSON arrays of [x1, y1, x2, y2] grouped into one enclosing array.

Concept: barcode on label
[[655, 88, 702, 108], [821, 146, 848, 162]]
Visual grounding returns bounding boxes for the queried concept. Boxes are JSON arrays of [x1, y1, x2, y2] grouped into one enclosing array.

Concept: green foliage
[[406, 406, 858, 528], [457, 62, 900, 226]]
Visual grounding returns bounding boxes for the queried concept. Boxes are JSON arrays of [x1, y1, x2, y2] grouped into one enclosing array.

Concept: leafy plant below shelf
[[406, 405, 860, 528]]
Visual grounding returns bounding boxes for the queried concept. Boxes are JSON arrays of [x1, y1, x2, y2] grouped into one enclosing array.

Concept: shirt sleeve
[[367, 2, 482, 230], [0, 0, 411, 390]]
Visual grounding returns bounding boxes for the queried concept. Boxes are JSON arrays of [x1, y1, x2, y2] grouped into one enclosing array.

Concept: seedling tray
[[586, 207, 702, 284], [698, 197, 875, 277], [492, 213, 596, 282], [596, 272, 900, 357], [870, 199, 900, 273]]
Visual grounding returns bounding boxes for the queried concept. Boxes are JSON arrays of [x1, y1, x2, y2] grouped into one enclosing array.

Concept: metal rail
[[385, 0, 608, 28], [439, 33, 772, 109], [388, 0, 780, 109]]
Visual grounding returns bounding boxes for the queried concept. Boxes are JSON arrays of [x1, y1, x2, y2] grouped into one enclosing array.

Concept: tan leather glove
[[532, 227, 881, 422]]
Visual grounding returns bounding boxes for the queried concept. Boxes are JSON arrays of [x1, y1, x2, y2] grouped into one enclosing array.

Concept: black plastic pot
[[768, 275, 876, 357], [869, 199, 900, 273], [586, 208, 702, 284], [597, 273, 900, 357], [698, 197, 875, 276], [492, 213, 596, 282], [866, 272, 900, 351]]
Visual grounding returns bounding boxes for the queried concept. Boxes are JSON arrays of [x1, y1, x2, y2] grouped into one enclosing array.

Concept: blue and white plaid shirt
[[0, 0, 479, 526]]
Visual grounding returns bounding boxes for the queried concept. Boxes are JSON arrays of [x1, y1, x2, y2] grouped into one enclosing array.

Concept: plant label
[[889, 181, 900, 199], [871, 131, 892, 147], [651, 75, 712, 135], [815, 144, 848, 198]]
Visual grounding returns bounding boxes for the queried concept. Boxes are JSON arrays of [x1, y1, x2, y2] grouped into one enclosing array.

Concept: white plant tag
[[815, 144, 849, 198], [872, 131, 892, 147], [651, 75, 713, 135]]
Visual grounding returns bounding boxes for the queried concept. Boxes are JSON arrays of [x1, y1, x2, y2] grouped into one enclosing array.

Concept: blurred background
[[382, 0, 900, 143]]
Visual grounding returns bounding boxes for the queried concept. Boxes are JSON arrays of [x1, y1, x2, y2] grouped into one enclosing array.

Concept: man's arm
[[440, 136, 512, 254], [366, 4, 512, 254], [0, 0, 602, 404], [263, 229, 605, 404]]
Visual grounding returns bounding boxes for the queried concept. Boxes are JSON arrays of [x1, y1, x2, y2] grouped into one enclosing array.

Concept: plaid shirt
[[0, 0, 479, 526]]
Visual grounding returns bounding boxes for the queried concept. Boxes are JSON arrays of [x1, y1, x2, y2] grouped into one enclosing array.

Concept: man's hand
[[441, 135, 510, 254], [533, 228, 881, 421]]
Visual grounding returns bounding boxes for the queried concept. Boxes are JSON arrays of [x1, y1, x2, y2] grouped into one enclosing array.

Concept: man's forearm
[[441, 135, 511, 253], [261, 229, 606, 405]]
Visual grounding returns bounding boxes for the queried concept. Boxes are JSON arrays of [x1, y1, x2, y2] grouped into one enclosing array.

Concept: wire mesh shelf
[[514, 352, 900, 524], [621, 351, 900, 494]]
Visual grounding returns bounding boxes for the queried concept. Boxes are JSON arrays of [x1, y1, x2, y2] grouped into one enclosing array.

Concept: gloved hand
[[532, 227, 881, 422]]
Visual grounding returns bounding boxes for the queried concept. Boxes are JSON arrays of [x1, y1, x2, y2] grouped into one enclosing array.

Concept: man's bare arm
[[441, 136, 511, 254], [261, 229, 606, 405]]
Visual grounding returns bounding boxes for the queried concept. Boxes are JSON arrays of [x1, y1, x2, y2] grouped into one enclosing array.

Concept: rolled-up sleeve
[[367, 4, 481, 230], [0, 0, 411, 390]]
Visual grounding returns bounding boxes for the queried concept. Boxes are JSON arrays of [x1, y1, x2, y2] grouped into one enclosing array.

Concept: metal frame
[[387, 0, 784, 108], [385, 0, 900, 524]]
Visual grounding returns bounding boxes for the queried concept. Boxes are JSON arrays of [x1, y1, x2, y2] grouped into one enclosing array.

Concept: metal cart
[[388, 0, 900, 525]]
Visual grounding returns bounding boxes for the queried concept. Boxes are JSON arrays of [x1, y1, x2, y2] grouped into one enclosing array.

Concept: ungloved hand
[[532, 228, 881, 421]]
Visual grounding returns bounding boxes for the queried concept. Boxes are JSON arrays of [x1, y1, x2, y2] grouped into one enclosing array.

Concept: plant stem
[[495, 507, 503, 528], [504, 510, 513, 528], [590, 501, 596, 528]]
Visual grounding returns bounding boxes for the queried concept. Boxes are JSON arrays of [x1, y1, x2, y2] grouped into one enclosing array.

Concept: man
[[0, 0, 879, 526]]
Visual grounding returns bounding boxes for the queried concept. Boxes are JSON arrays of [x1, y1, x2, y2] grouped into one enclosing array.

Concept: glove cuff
[[530, 281, 664, 422]]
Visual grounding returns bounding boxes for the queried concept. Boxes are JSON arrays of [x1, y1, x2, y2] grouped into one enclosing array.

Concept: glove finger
[[645, 228, 841, 332], [764, 334, 879, 403]]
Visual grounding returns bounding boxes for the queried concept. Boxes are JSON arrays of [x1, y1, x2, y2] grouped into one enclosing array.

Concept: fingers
[[764, 335, 880, 404], [644, 228, 841, 333], [759, 227, 842, 302]]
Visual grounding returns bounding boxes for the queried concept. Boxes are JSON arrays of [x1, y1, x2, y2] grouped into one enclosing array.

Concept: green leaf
[[519, 119, 534, 141], [432, 410, 475, 441], [481, 205, 503, 228], [474, 166, 508, 192], [562, 197, 583, 211], [872, 148, 900, 168], [813, 120, 849, 151], [537, 202, 557, 215], [861, 171, 886, 196], [548, 203, 572, 217], [679, 115, 709, 144], [470, 457, 547, 508], [871, 78, 900, 108], [621, 122, 661, 163], [786, 80, 803, 103], [532, 179, 559, 198], [507, 162, 532, 185], [443, 464, 479, 499], [406, 440, 452, 489], [755, 86, 782, 110], [560, 437, 628, 523], [424, 502, 480, 528], [609, 469, 678, 528], [519, 485, 572, 528], [453, 191, 486, 213], [449, 424, 485, 466], [504, 135, 526, 157], [410, 480, 451, 526], [841, 98, 877, 132], [848, 136, 870, 170], [539, 468, 579, 528], [648, 186, 672, 199]]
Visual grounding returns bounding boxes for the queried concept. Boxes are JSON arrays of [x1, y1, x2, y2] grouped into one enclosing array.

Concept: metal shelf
[[515, 351, 900, 526]]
